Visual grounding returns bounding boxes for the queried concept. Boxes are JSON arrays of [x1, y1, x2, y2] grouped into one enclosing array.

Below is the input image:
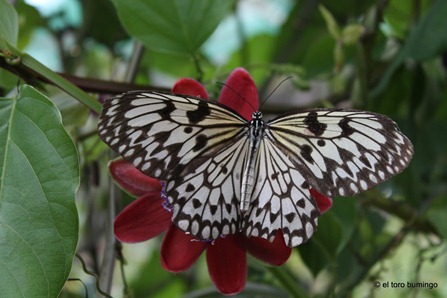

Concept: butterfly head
[[252, 111, 263, 120]]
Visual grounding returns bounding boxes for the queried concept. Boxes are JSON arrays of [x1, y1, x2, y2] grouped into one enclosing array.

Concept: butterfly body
[[240, 111, 266, 213], [98, 90, 413, 247]]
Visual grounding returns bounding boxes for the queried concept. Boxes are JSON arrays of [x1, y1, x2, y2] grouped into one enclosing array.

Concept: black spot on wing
[[224, 194, 233, 213], [339, 117, 355, 136], [269, 211, 279, 223], [301, 181, 310, 189], [193, 134, 208, 152], [185, 183, 195, 192], [359, 155, 372, 168], [159, 101, 176, 119], [220, 165, 228, 174], [296, 199, 306, 208], [304, 111, 327, 136], [149, 131, 171, 155], [192, 198, 202, 208], [171, 164, 186, 182], [187, 100, 210, 124], [176, 195, 186, 206], [301, 144, 313, 163], [285, 213, 296, 223]]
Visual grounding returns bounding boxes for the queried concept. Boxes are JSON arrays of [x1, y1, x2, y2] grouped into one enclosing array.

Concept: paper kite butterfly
[[98, 90, 413, 247]]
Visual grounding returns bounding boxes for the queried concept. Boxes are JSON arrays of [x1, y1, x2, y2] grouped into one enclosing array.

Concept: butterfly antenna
[[216, 82, 257, 113], [260, 76, 293, 109]]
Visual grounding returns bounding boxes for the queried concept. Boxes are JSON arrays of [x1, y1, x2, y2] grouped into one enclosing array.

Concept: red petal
[[310, 188, 333, 214], [244, 231, 291, 266], [218, 67, 259, 121], [114, 194, 171, 243], [109, 159, 161, 196], [172, 78, 209, 99], [206, 235, 246, 295], [161, 225, 208, 272]]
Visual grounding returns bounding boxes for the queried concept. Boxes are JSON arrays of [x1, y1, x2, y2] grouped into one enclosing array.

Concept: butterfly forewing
[[267, 109, 414, 197], [98, 91, 248, 181]]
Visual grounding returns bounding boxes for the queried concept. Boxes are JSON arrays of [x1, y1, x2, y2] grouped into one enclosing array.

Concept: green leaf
[[320, 0, 376, 19], [82, 0, 128, 46], [302, 35, 336, 77], [0, 68, 17, 90], [0, 85, 79, 297], [51, 92, 89, 129], [142, 48, 197, 78], [382, 0, 416, 39], [341, 24, 364, 45], [0, 0, 18, 46], [129, 249, 186, 297], [404, 0, 447, 61], [373, 0, 447, 95], [330, 197, 357, 253], [15, 1, 45, 49], [427, 195, 447, 239], [298, 213, 343, 276], [225, 34, 278, 82], [111, 0, 235, 55], [429, 211, 447, 239], [298, 197, 357, 276], [319, 5, 341, 40]]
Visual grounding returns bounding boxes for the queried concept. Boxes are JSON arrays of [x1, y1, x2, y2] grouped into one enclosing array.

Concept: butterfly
[[98, 90, 413, 247]]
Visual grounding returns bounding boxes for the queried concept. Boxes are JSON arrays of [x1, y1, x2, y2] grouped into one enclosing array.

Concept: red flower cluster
[[110, 68, 332, 295]]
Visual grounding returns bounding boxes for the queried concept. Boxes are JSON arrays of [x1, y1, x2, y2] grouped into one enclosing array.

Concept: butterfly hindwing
[[166, 135, 250, 240], [243, 137, 320, 247], [267, 109, 414, 197]]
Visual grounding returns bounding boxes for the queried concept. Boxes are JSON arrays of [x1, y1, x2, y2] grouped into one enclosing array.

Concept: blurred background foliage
[[1, 0, 447, 297]]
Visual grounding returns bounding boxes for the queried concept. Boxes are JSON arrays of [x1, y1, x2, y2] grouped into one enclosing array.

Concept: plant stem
[[96, 40, 145, 297], [354, 42, 368, 106], [97, 174, 117, 297], [0, 39, 101, 113], [124, 42, 145, 83], [192, 53, 203, 82]]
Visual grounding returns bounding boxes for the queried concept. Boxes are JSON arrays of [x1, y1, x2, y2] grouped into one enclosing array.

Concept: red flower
[[111, 68, 333, 295]]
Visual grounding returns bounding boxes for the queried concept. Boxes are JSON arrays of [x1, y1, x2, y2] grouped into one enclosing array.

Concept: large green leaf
[[298, 197, 357, 276], [15, 1, 45, 49], [111, 0, 235, 55], [427, 199, 447, 240], [373, 0, 447, 95], [82, 0, 128, 46], [298, 212, 343, 276], [0, 85, 79, 297], [0, 0, 18, 46], [403, 0, 447, 61]]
